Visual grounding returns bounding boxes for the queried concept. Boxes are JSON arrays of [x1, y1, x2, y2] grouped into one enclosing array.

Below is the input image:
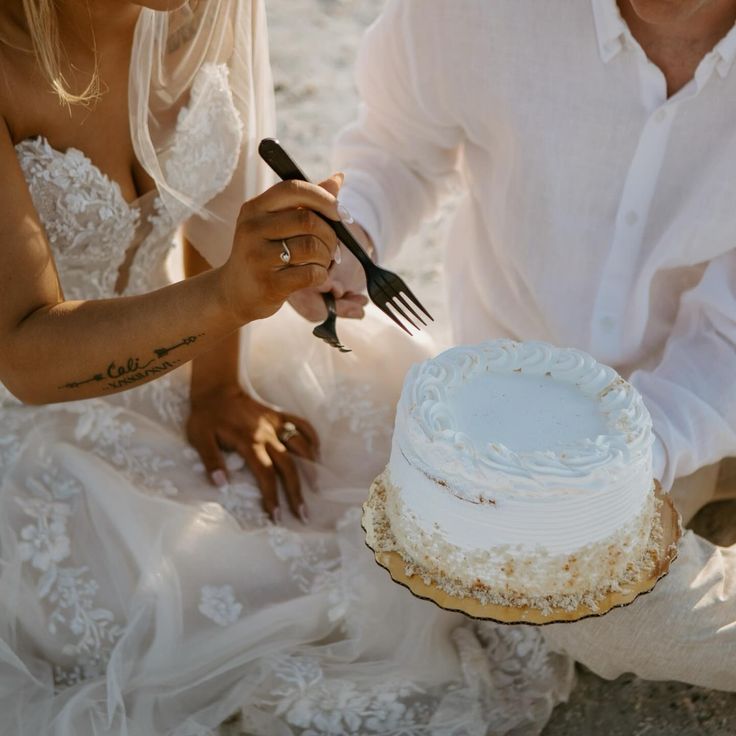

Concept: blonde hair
[[22, 0, 100, 106]]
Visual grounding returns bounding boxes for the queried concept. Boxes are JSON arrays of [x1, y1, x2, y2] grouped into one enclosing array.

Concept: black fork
[[258, 138, 433, 336], [313, 292, 351, 352]]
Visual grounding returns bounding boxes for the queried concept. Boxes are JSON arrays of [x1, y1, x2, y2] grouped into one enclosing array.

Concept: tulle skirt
[[0, 306, 573, 736]]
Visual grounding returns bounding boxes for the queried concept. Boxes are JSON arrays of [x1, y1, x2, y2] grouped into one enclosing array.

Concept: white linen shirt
[[334, 0, 736, 490]]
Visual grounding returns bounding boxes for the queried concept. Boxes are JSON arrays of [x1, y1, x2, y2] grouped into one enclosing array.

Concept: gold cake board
[[362, 480, 681, 625]]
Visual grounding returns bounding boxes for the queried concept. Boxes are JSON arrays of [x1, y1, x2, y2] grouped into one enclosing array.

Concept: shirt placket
[[591, 45, 717, 362]]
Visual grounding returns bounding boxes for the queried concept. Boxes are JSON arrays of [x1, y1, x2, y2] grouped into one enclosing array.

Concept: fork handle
[[258, 138, 375, 271], [322, 291, 337, 318]]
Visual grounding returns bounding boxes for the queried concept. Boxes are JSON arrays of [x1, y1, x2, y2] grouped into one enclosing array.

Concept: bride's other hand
[[287, 176, 370, 322], [186, 383, 319, 524], [219, 177, 343, 322]]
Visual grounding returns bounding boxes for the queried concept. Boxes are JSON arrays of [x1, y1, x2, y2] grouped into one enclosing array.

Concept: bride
[[0, 1, 573, 734]]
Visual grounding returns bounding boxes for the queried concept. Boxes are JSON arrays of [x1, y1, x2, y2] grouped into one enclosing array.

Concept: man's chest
[[448, 16, 736, 262]]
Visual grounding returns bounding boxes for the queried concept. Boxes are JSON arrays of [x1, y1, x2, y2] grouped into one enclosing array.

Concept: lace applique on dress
[[254, 656, 431, 736], [11, 62, 241, 306], [266, 525, 341, 598], [324, 377, 392, 454], [15, 138, 141, 302], [13, 460, 124, 689], [161, 62, 244, 219], [58, 401, 180, 497], [183, 447, 271, 528], [199, 584, 244, 626], [246, 622, 573, 736], [0, 404, 26, 466], [113, 370, 190, 432]]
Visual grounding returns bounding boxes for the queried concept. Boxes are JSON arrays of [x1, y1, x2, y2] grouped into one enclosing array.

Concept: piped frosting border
[[397, 340, 653, 500]]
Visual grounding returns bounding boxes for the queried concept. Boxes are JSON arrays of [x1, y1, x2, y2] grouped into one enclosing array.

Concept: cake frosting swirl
[[377, 339, 659, 608]]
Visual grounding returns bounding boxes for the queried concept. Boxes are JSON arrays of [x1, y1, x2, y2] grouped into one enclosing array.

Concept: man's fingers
[[287, 289, 330, 322], [187, 426, 229, 487], [335, 294, 368, 319], [343, 292, 369, 306], [267, 442, 305, 522]]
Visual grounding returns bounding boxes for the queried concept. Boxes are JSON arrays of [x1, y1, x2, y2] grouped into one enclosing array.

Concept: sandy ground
[[267, 1, 736, 734]]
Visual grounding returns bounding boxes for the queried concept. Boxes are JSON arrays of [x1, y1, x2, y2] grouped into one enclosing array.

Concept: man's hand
[[186, 383, 319, 524], [287, 175, 372, 323], [288, 242, 369, 322]]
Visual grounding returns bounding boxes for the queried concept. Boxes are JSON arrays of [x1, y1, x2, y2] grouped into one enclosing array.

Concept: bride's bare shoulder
[[0, 10, 34, 144]]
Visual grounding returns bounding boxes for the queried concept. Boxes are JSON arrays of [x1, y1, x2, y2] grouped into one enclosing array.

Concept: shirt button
[[654, 109, 667, 123], [600, 316, 616, 332], [624, 210, 639, 226]]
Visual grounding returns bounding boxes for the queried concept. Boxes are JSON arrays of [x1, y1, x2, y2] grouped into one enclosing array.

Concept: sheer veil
[[130, 0, 276, 269]]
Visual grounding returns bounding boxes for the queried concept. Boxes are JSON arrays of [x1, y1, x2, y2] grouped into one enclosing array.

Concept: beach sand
[[267, 1, 736, 733]]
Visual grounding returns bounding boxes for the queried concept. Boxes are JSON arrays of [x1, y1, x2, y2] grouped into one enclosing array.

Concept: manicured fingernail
[[211, 469, 228, 487], [337, 202, 354, 224], [334, 244, 342, 265], [299, 504, 310, 525], [272, 506, 282, 525]]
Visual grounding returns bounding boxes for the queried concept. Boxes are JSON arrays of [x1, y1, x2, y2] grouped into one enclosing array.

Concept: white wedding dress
[[0, 8, 573, 736]]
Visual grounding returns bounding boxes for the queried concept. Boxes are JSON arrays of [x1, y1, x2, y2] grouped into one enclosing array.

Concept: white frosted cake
[[367, 339, 661, 611]]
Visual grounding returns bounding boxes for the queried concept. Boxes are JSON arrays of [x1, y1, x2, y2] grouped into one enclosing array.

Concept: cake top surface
[[395, 339, 653, 497]]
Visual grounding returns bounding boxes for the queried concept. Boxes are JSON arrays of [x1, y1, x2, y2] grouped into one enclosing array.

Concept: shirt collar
[[591, 0, 627, 63], [713, 23, 736, 78], [591, 0, 736, 79]]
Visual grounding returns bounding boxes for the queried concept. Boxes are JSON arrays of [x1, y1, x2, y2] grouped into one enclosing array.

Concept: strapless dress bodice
[[1, 63, 244, 409]]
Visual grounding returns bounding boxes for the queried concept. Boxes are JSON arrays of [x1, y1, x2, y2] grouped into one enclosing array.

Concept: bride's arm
[[183, 239, 318, 522], [0, 120, 340, 405], [184, 241, 241, 398]]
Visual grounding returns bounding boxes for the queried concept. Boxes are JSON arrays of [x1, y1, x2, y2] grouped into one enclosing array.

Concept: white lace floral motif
[[199, 585, 243, 626], [15, 138, 142, 302], [161, 63, 244, 215], [269, 656, 428, 736], [14, 463, 124, 689], [324, 378, 392, 454], [65, 401, 180, 497]]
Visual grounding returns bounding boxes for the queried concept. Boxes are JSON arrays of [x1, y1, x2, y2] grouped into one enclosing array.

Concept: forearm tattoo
[[58, 334, 205, 391]]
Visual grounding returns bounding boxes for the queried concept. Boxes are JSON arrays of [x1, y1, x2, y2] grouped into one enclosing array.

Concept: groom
[[292, 0, 736, 690]]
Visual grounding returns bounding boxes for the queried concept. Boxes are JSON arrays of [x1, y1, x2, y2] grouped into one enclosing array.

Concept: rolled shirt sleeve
[[630, 249, 736, 490], [333, 0, 463, 262]]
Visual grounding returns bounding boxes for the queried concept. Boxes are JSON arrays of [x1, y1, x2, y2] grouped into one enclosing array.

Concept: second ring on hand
[[279, 421, 299, 443], [280, 239, 292, 265]]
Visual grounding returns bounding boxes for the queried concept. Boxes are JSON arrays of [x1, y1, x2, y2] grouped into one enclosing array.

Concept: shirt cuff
[[339, 174, 386, 262]]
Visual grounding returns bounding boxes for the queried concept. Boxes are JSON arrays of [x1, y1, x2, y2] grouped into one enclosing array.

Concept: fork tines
[[368, 268, 433, 335]]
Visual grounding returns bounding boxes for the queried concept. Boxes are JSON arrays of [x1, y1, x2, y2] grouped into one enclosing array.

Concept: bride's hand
[[218, 177, 343, 323], [186, 384, 319, 523]]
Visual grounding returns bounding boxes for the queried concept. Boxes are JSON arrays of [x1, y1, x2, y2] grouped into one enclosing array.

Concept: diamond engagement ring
[[279, 421, 299, 443], [280, 239, 291, 265]]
